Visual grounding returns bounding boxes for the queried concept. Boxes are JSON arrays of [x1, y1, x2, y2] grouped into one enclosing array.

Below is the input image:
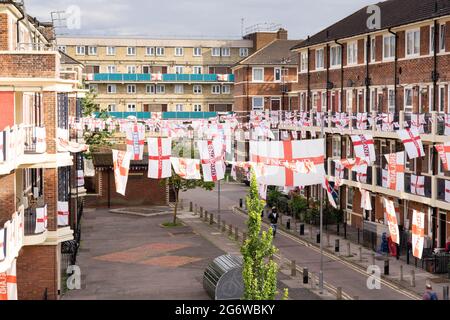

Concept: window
[[175, 47, 184, 56], [346, 187, 354, 211], [89, 84, 98, 93], [300, 51, 308, 72], [440, 24, 446, 52], [211, 85, 221, 94], [193, 85, 202, 94], [76, 46, 85, 55], [370, 37, 376, 62], [107, 65, 116, 73], [240, 48, 249, 57], [58, 45, 66, 53], [127, 65, 136, 74], [346, 90, 352, 110], [383, 35, 396, 60], [107, 104, 116, 112], [332, 137, 341, 158], [156, 47, 165, 56], [146, 47, 154, 56], [174, 84, 184, 94], [406, 29, 420, 57], [107, 46, 116, 56], [127, 104, 136, 112], [370, 89, 377, 111], [404, 88, 413, 113], [175, 104, 184, 112], [274, 68, 281, 82], [107, 84, 116, 94], [439, 86, 446, 112], [193, 47, 202, 57], [316, 48, 324, 69], [252, 97, 264, 111], [175, 66, 184, 74], [388, 89, 395, 113], [156, 84, 165, 94], [193, 104, 202, 112], [430, 25, 435, 54], [127, 47, 136, 56], [221, 47, 230, 56], [146, 85, 155, 94], [127, 85, 136, 94], [322, 92, 327, 110], [347, 41, 358, 65], [252, 67, 264, 82], [211, 48, 221, 56], [222, 85, 231, 94], [192, 66, 202, 74], [330, 46, 342, 67]]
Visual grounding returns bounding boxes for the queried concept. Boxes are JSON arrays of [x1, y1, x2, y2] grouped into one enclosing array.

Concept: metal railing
[[23, 125, 46, 154], [24, 206, 46, 236], [91, 73, 234, 83], [16, 42, 57, 52]]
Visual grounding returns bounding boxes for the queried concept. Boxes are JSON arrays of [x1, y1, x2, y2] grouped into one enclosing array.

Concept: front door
[[271, 98, 281, 111]]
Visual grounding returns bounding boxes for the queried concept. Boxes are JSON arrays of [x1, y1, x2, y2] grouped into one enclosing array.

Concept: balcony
[[94, 111, 222, 120], [404, 173, 432, 198], [89, 73, 235, 83], [15, 42, 58, 52], [23, 125, 46, 154], [24, 204, 47, 236]]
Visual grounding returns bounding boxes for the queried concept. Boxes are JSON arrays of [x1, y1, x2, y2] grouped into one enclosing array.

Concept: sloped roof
[[59, 50, 83, 65], [292, 0, 450, 50], [237, 39, 302, 66]]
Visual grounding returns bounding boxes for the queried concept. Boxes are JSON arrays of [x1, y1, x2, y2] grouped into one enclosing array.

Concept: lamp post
[[319, 111, 325, 294]]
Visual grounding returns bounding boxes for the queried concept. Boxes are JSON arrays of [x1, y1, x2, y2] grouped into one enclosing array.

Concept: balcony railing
[[15, 42, 58, 52], [23, 125, 46, 154], [90, 73, 235, 83], [94, 111, 222, 120], [24, 205, 47, 236], [404, 173, 432, 198]]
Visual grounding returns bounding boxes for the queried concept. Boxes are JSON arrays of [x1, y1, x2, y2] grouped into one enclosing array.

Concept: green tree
[[241, 171, 279, 300], [81, 90, 112, 159]]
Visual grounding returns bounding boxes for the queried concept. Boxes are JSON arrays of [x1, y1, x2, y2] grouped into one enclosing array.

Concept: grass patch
[[161, 221, 184, 228]]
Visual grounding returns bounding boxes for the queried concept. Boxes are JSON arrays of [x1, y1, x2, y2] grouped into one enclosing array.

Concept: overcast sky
[[26, 0, 377, 39]]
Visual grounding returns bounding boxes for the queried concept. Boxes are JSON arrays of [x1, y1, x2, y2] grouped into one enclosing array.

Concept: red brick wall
[[17, 245, 59, 300], [0, 53, 57, 78], [44, 168, 58, 231], [43, 92, 57, 154], [0, 173, 16, 225], [0, 13, 8, 51], [0, 91, 15, 130]]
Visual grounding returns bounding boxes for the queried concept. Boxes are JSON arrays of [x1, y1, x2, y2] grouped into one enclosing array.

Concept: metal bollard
[[336, 287, 342, 300], [327, 233, 330, 247], [228, 224, 233, 236], [309, 225, 313, 239], [410, 269, 415, 287], [335, 239, 340, 253], [347, 242, 351, 257], [239, 199, 243, 208], [371, 253, 375, 266], [234, 227, 239, 241], [194, 204, 198, 215], [300, 224, 305, 236], [204, 211, 208, 222], [200, 207, 204, 218], [209, 213, 214, 225], [359, 246, 362, 262], [357, 228, 360, 244], [310, 272, 315, 289], [291, 260, 296, 277], [400, 265, 403, 281], [384, 259, 389, 275], [217, 215, 221, 228], [287, 219, 291, 230], [189, 202, 193, 212], [221, 221, 226, 232], [316, 233, 321, 244], [443, 286, 449, 300], [303, 268, 309, 284]]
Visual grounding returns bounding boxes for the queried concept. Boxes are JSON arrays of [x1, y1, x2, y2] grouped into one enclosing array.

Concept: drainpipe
[[326, 44, 330, 113], [431, 19, 439, 250], [246, 65, 250, 116], [388, 28, 398, 114], [307, 48, 311, 112], [365, 35, 371, 113], [334, 40, 344, 112], [16, 10, 25, 47]]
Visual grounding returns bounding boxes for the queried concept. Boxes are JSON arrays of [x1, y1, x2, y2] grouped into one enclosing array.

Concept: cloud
[[25, 0, 376, 39]]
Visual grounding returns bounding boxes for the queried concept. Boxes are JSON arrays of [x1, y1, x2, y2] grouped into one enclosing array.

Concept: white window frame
[[440, 24, 446, 52], [252, 67, 264, 82], [127, 104, 136, 112], [174, 84, 184, 94], [315, 48, 324, 70], [300, 51, 308, 73], [383, 34, 396, 61], [76, 46, 85, 55], [370, 37, 376, 62], [127, 65, 136, 74], [174, 66, 184, 74], [211, 48, 221, 57], [193, 104, 202, 112], [107, 84, 116, 94], [439, 85, 446, 113], [127, 46, 136, 56], [156, 47, 165, 56], [406, 29, 420, 58], [175, 104, 184, 112], [211, 85, 221, 94], [347, 41, 358, 65], [107, 65, 116, 73], [274, 67, 282, 82], [221, 47, 230, 56], [192, 66, 202, 74], [127, 84, 136, 94], [404, 87, 413, 113], [388, 88, 395, 113], [146, 84, 155, 94], [193, 85, 202, 94], [252, 97, 264, 111], [146, 47, 154, 56], [107, 104, 116, 112], [106, 46, 116, 56], [239, 48, 249, 57], [193, 47, 202, 57], [175, 47, 184, 56], [430, 25, 435, 54], [346, 186, 353, 211], [156, 84, 165, 94], [222, 85, 231, 94], [330, 45, 342, 67]]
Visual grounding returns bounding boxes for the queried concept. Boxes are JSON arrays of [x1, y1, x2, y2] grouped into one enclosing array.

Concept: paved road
[[182, 183, 419, 300]]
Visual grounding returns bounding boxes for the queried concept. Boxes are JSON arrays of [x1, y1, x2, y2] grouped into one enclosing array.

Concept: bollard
[[209, 213, 214, 225], [287, 219, 291, 230], [309, 225, 313, 239], [443, 286, 449, 300], [335, 239, 340, 253], [194, 204, 198, 215], [217, 215, 221, 228], [357, 228, 360, 244], [371, 253, 375, 266], [291, 260, 296, 277], [336, 287, 342, 300], [316, 233, 321, 244], [179, 200, 184, 210], [204, 211, 208, 222], [310, 273, 315, 289], [189, 202, 193, 212], [327, 233, 330, 247], [359, 246, 363, 262], [410, 269, 415, 287], [384, 259, 389, 275], [400, 265, 403, 281], [234, 227, 239, 241], [300, 224, 305, 236], [200, 207, 204, 218], [239, 199, 243, 208], [228, 224, 233, 236], [347, 242, 351, 257], [221, 221, 226, 232], [303, 268, 309, 284]]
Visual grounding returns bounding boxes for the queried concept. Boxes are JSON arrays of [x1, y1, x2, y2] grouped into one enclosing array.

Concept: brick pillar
[[17, 244, 60, 300], [44, 168, 58, 231], [43, 91, 57, 154], [0, 173, 16, 225], [0, 14, 9, 51]]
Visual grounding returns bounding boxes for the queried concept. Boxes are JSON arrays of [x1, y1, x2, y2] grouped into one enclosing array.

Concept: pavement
[[180, 182, 450, 300], [62, 207, 224, 300]]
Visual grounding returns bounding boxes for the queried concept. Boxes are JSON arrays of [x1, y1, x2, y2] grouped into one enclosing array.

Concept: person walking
[[422, 284, 438, 300], [268, 207, 279, 237]]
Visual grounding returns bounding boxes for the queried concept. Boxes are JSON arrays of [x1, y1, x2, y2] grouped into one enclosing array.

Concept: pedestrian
[[268, 207, 279, 237], [422, 284, 438, 300]]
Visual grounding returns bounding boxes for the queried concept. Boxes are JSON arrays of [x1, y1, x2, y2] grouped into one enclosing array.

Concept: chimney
[[277, 28, 288, 40]]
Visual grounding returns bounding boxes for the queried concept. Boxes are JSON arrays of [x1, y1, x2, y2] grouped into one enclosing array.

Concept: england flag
[[147, 138, 172, 179], [198, 139, 226, 182]]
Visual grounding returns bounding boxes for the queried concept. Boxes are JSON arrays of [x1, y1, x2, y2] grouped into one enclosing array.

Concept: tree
[[81, 90, 112, 159], [241, 171, 279, 300]]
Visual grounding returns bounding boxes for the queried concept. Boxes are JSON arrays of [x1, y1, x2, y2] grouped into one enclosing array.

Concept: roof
[[236, 39, 302, 66], [92, 153, 148, 168], [292, 0, 450, 50], [59, 50, 83, 66]]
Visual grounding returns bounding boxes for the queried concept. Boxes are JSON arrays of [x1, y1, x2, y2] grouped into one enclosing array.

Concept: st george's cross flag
[[250, 139, 325, 187], [445, 180, 450, 203], [356, 113, 368, 130], [6, 259, 17, 300], [125, 123, 145, 161], [198, 139, 226, 182], [360, 189, 372, 211], [410, 174, 425, 196], [351, 135, 376, 163], [170, 157, 201, 180], [412, 210, 425, 259], [384, 152, 405, 192], [398, 128, 425, 159], [383, 198, 400, 245], [57, 201, 69, 227], [323, 177, 338, 208], [112, 149, 131, 196], [35, 205, 47, 234], [147, 138, 172, 179], [0, 228, 5, 261], [435, 142, 450, 171], [334, 160, 345, 189]]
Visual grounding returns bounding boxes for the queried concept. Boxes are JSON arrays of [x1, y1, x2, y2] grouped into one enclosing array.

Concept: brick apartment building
[[0, 0, 86, 299], [283, 0, 450, 255]]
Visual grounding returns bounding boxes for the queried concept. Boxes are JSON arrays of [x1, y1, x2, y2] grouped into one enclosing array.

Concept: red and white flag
[[126, 123, 145, 161], [171, 157, 201, 180], [383, 198, 400, 245], [410, 114, 425, 134], [382, 169, 388, 188], [35, 205, 47, 234], [250, 139, 325, 187], [0, 273, 6, 300], [0, 131, 4, 163], [381, 113, 394, 132], [217, 74, 229, 82], [360, 189, 372, 211], [384, 152, 405, 192], [0, 228, 5, 261], [398, 129, 424, 159], [323, 177, 337, 209], [147, 138, 172, 179], [112, 150, 131, 195], [77, 170, 85, 187], [435, 142, 450, 171], [356, 113, 368, 130], [445, 180, 450, 203], [35, 127, 46, 154], [151, 73, 162, 81], [445, 114, 450, 136], [412, 210, 425, 259], [351, 134, 376, 163], [410, 174, 425, 196], [258, 184, 268, 201], [57, 201, 69, 227], [334, 161, 345, 189], [198, 139, 226, 182], [6, 259, 17, 300]]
